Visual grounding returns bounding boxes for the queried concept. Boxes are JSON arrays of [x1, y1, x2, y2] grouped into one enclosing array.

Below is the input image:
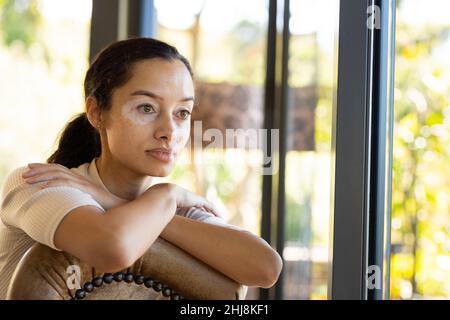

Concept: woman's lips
[[145, 150, 175, 163]]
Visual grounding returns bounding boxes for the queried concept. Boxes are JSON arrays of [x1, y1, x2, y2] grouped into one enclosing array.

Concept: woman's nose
[[154, 113, 176, 143]]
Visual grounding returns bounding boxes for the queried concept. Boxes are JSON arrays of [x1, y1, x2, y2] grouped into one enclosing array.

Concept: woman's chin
[[140, 155, 177, 177], [145, 166, 173, 177]]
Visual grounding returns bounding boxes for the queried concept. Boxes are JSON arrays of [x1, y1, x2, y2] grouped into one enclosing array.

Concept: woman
[[0, 38, 282, 299]]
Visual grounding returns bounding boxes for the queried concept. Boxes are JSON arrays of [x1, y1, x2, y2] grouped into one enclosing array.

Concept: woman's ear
[[85, 96, 103, 129]]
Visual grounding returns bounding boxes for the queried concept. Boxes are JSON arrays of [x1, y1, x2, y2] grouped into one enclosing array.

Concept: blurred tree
[[0, 0, 41, 49], [391, 19, 450, 298], [226, 20, 266, 85]]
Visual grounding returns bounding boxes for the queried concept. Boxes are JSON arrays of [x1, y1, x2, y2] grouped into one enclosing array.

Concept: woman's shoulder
[[69, 162, 90, 177], [1, 165, 29, 197], [1, 161, 91, 199], [4, 165, 28, 179]]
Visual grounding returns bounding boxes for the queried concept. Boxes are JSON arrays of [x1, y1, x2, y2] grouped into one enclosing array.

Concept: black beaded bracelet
[[71, 272, 183, 300]]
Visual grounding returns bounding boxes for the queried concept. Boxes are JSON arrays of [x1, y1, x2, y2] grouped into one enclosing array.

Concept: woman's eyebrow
[[130, 90, 194, 102]]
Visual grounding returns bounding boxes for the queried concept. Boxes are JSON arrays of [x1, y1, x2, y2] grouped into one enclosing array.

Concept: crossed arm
[[54, 184, 282, 288], [160, 215, 282, 288]]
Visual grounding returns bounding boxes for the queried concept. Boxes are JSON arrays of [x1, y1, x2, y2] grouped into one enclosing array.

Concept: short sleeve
[[176, 206, 248, 232], [1, 166, 105, 251]]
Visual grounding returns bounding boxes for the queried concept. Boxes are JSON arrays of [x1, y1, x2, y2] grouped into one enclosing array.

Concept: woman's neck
[[95, 156, 153, 201]]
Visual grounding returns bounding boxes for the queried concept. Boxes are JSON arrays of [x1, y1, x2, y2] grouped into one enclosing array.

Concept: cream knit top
[[0, 157, 242, 299]]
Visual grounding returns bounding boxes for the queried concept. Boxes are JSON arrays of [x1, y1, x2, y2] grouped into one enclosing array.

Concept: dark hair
[[47, 37, 193, 168]]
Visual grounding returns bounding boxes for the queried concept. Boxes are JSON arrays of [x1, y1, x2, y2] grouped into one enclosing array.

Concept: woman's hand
[[149, 183, 222, 218], [21, 162, 127, 210]]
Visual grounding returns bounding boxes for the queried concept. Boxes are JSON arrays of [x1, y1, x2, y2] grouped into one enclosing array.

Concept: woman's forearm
[[94, 185, 283, 287], [103, 185, 177, 266], [159, 215, 283, 288]]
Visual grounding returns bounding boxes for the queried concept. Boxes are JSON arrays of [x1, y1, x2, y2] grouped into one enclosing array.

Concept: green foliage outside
[[390, 20, 450, 298]]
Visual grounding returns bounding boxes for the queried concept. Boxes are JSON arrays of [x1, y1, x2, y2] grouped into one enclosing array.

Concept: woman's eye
[[178, 110, 191, 120], [138, 104, 155, 114]]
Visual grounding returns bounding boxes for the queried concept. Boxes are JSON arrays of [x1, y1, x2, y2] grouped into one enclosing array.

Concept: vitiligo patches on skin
[[119, 98, 192, 152], [120, 100, 156, 126]]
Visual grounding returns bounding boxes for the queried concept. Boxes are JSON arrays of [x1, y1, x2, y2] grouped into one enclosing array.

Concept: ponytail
[[46, 112, 101, 168]]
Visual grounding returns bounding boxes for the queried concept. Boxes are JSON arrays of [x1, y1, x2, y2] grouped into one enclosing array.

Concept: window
[[0, 0, 92, 178], [391, 0, 450, 299]]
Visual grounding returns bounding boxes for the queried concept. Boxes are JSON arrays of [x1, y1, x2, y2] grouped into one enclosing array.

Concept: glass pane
[[0, 0, 92, 178], [154, 0, 268, 300], [391, 0, 450, 299], [283, 0, 339, 299]]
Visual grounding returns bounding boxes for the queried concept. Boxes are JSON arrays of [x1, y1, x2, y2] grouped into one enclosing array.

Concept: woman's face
[[101, 58, 194, 177]]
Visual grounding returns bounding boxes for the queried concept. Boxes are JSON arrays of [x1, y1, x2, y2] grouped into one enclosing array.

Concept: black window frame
[[88, 0, 396, 300]]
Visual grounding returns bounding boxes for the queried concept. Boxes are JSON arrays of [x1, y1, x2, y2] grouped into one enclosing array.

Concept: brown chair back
[[6, 237, 248, 300]]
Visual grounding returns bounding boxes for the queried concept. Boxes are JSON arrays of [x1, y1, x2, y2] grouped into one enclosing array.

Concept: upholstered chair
[[6, 237, 248, 300]]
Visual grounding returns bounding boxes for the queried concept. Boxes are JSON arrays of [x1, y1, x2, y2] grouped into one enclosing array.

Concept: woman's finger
[[204, 200, 222, 217], [200, 203, 222, 218], [196, 197, 219, 216], [210, 209, 223, 218], [38, 178, 71, 189], [24, 170, 71, 183], [23, 164, 68, 178], [24, 172, 56, 183], [27, 163, 64, 170], [27, 163, 42, 168], [23, 164, 94, 195]]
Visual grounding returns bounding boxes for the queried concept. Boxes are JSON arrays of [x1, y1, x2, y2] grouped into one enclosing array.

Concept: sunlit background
[[391, 0, 450, 300], [0, 0, 449, 300]]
